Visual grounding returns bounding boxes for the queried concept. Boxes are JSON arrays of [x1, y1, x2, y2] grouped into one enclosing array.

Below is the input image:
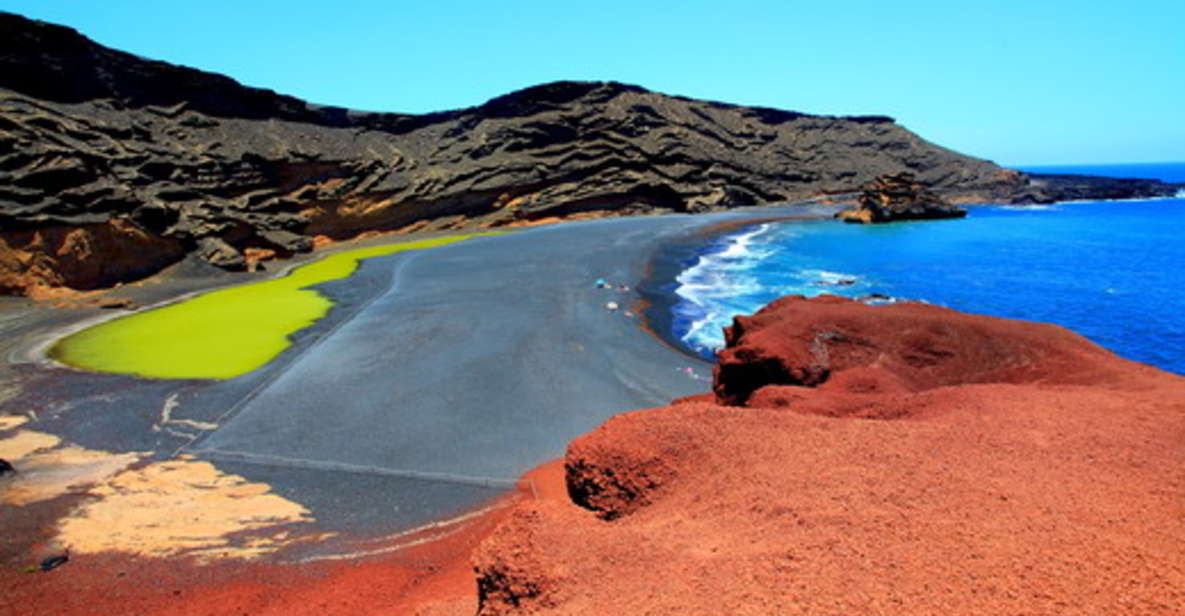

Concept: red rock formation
[[713, 294, 1125, 404], [0, 219, 185, 296], [474, 296, 1185, 615]]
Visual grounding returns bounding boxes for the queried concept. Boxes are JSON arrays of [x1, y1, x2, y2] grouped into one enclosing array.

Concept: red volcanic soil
[[474, 296, 1185, 615], [0, 504, 512, 616]]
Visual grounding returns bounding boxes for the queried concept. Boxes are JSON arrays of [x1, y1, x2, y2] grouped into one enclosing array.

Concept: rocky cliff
[[474, 295, 1185, 614], [835, 172, 966, 223], [1, 12, 1181, 296]]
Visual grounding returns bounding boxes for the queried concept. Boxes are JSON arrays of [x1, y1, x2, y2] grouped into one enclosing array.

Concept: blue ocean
[[672, 162, 1185, 374]]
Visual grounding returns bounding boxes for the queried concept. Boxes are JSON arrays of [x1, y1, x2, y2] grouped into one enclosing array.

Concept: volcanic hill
[[1, 12, 1181, 296]]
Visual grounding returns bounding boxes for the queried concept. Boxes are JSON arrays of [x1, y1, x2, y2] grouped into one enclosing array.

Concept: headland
[[1, 9, 1182, 616], [3, 11, 1182, 299]]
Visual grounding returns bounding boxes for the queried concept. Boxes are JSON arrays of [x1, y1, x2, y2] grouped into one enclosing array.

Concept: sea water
[[672, 162, 1185, 375]]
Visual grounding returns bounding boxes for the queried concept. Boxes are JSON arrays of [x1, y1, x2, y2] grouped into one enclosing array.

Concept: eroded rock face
[[0, 219, 185, 295], [0, 12, 1032, 295], [564, 407, 692, 520], [835, 172, 966, 223], [4, 12, 1181, 295], [473, 504, 567, 615], [474, 297, 1185, 615]]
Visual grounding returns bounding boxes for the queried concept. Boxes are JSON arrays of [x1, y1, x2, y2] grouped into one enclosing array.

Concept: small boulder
[[95, 297, 136, 310], [39, 552, 68, 572], [258, 230, 313, 254], [194, 237, 246, 271]]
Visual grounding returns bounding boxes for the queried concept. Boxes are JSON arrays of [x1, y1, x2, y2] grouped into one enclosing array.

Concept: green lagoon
[[50, 235, 485, 380]]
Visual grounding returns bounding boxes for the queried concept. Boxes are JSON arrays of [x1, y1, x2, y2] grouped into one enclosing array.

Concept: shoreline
[[3, 202, 1183, 613], [11, 206, 826, 385], [470, 295, 1185, 614], [23, 231, 495, 376], [658, 197, 1185, 376], [636, 208, 840, 359], [0, 209, 787, 583]]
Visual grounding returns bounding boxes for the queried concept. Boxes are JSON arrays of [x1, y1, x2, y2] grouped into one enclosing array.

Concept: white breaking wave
[[670, 216, 896, 358], [673, 224, 776, 353], [997, 204, 1061, 211], [671, 224, 871, 356]]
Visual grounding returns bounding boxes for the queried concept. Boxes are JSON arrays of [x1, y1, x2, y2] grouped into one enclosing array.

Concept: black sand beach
[[0, 206, 833, 558]]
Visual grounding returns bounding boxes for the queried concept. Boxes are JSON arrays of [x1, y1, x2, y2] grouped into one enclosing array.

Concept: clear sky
[[4, 0, 1183, 165]]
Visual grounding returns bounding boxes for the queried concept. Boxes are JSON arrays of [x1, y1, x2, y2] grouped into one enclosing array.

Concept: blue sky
[[4, 0, 1183, 165]]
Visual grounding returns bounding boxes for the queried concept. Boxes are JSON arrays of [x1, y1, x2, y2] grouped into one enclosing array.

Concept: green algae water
[[51, 235, 486, 380]]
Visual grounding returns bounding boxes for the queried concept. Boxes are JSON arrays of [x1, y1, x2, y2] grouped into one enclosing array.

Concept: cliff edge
[[474, 296, 1185, 615]]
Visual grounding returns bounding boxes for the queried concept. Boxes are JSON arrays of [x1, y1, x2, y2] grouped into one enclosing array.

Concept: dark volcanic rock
[[194, 237, 246, 271], [258, 229, 312, 254], [0, 12, 1025, 294], [1, 11, 1176, 295], [1013, 173, 1182, 203], [836, 172, 966, 223]]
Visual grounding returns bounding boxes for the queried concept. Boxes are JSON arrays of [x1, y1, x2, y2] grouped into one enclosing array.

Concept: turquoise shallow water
[[672, 163, 1185, 375]]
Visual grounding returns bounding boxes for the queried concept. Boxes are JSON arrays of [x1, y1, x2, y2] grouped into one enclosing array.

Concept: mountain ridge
[[0, 11, 1179, 296]]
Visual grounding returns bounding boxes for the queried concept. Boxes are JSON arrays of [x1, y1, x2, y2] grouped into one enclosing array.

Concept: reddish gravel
[[0, 502, 512, 616], [474, 296, 1185, 615], [7, 296, 1183, 615]]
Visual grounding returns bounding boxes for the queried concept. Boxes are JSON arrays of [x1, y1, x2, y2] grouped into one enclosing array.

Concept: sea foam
[[671, 223, 868, 358], [668, 198, 1185, 375]]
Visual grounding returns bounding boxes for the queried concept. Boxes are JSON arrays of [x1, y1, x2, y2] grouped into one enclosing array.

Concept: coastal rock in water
[[1008, 189, 1058, 205], [474, 296, 1185, 614], [836, 172, 967, 223], [1015, 172, 1183, 203]]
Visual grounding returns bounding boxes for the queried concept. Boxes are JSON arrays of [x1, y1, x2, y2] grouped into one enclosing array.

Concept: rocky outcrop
[[835, 172, 966, 223], [712, 294, 1120, 404], [1, 12, 1181, 295], [0, 219, 185, 296], [1012, 173, 1182, 204], [474, 296, 1185, 615]]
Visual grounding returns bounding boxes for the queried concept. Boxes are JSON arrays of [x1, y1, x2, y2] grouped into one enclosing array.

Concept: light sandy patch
[[2, 446, 142, 505], [0, 414, 29, 431], [56, 456, 324, 560], [0, 429, 60, 460]]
